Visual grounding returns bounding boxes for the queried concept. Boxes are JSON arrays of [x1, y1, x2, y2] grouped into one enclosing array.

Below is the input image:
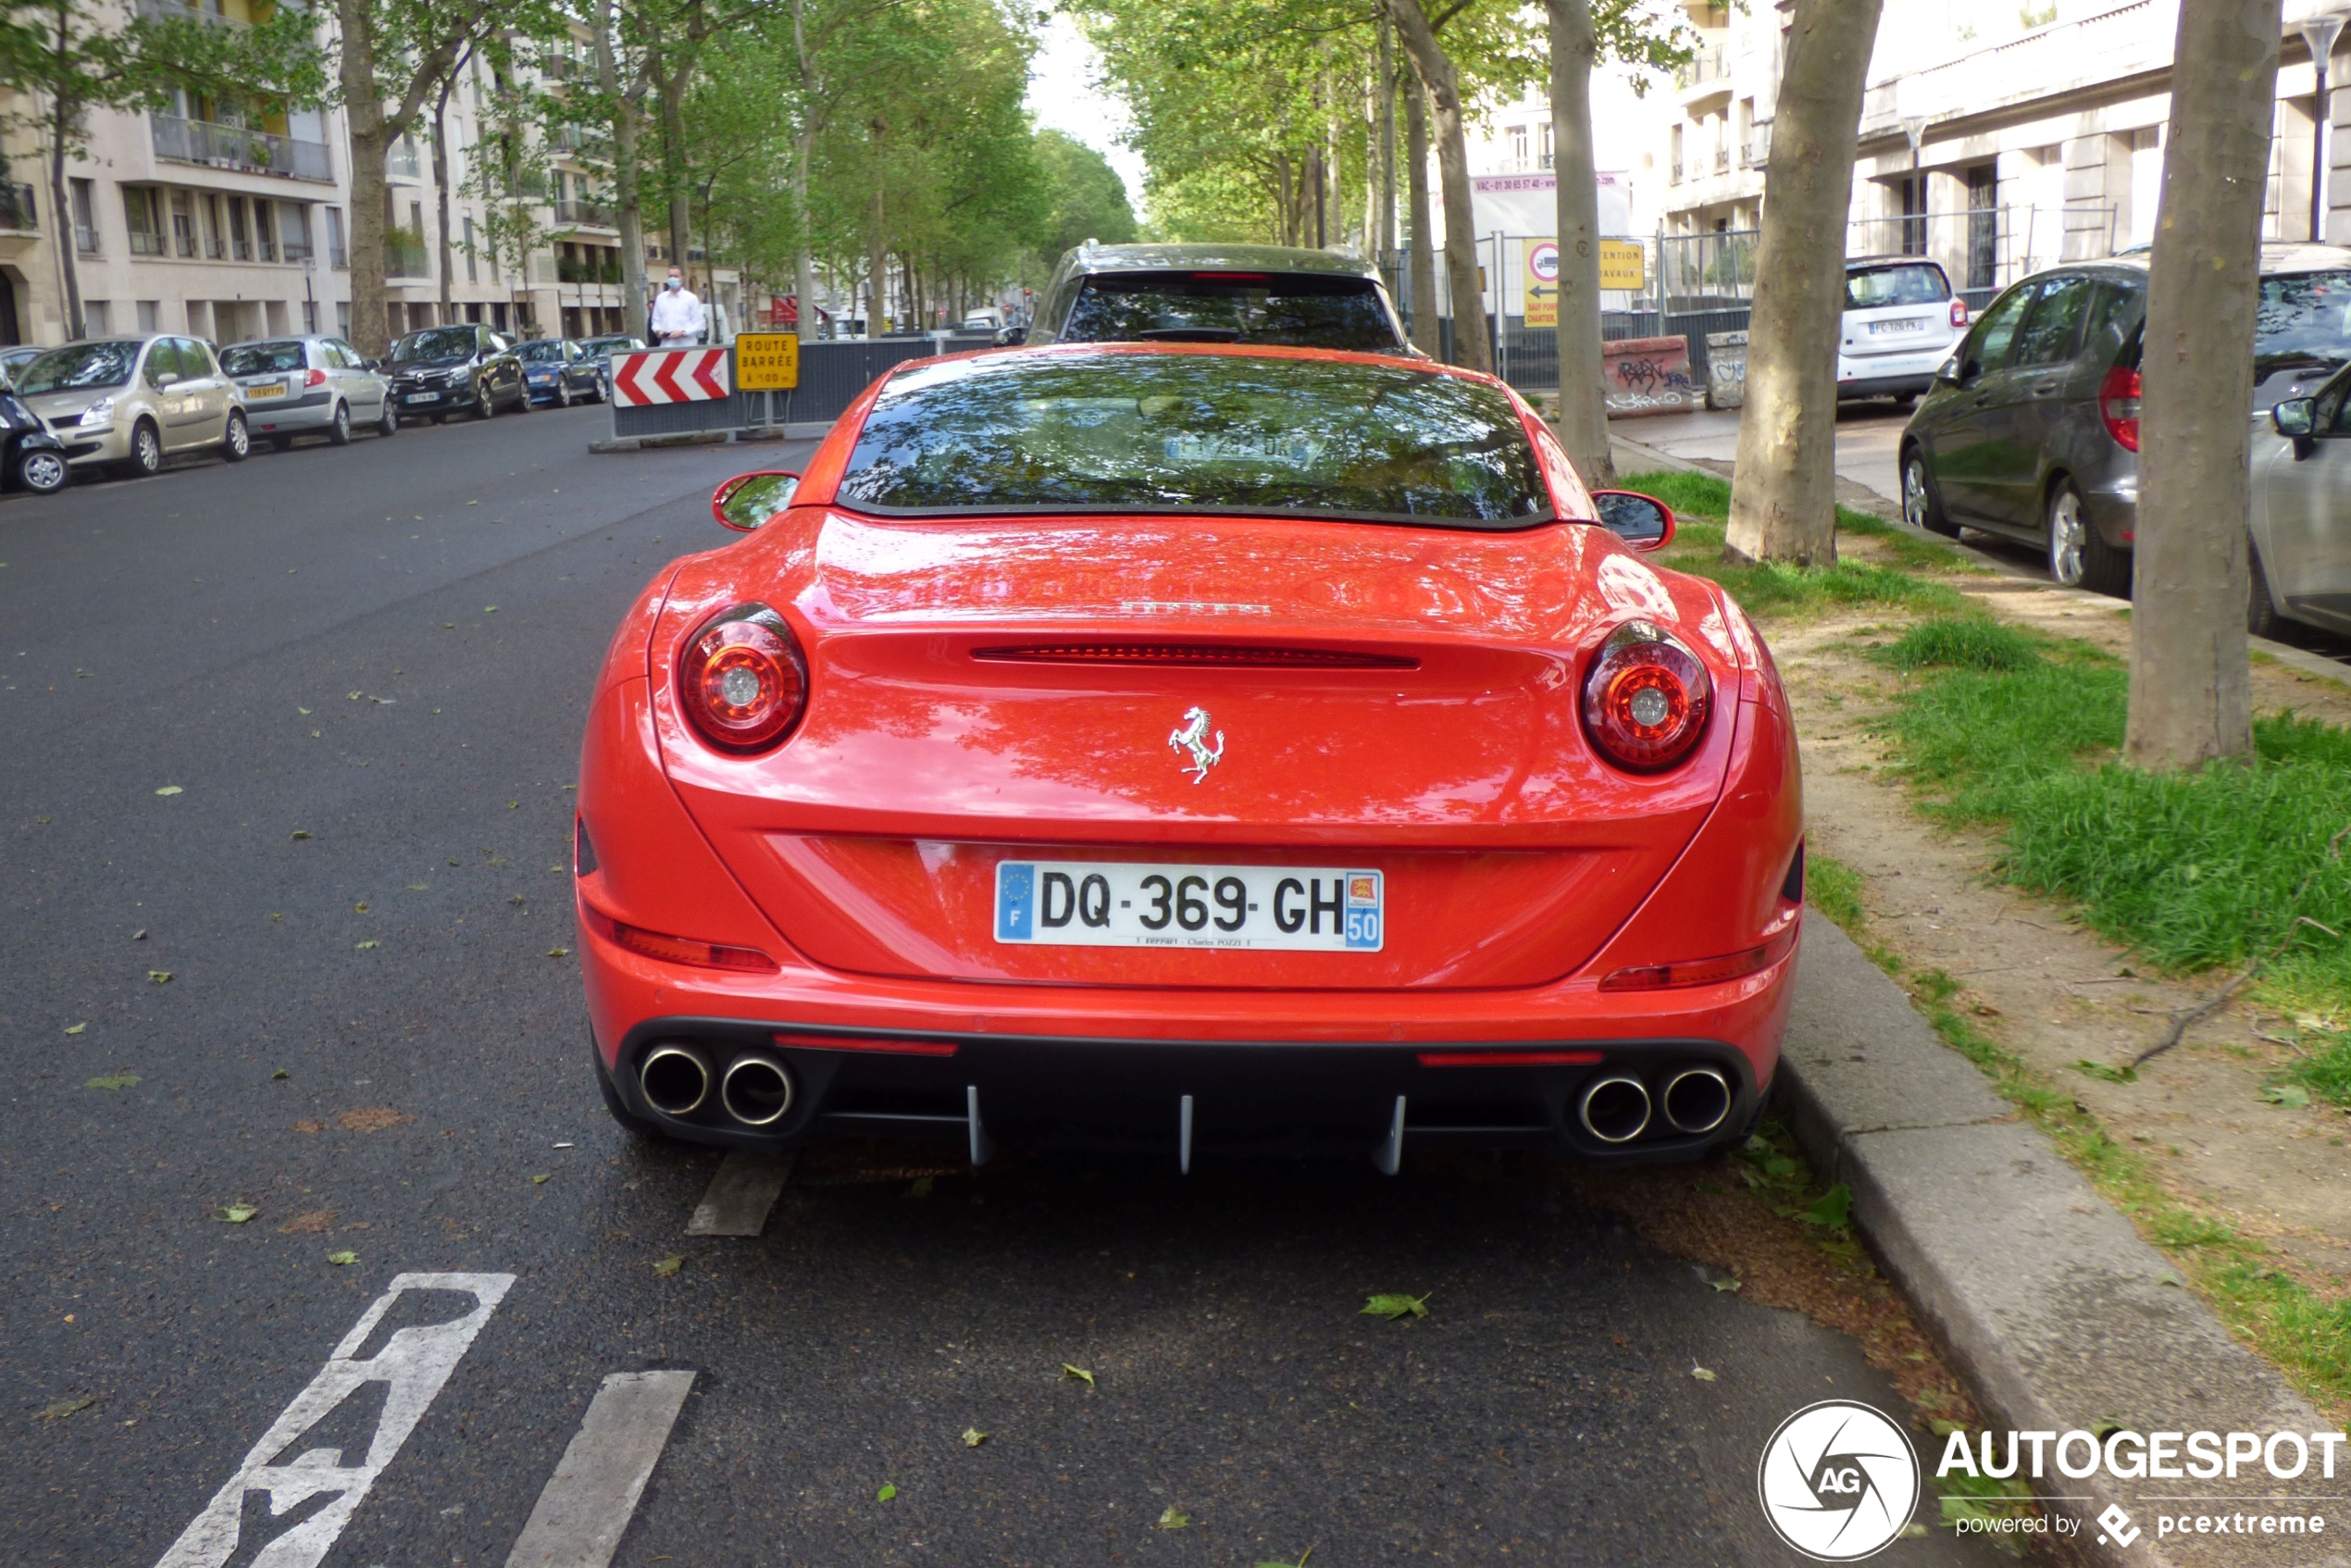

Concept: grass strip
[[1805, 852, 2351, 1412]]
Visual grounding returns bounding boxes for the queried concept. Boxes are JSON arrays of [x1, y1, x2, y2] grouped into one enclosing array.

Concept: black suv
[[385, 324, 529, 423], [1899, 243, 2351, 593]]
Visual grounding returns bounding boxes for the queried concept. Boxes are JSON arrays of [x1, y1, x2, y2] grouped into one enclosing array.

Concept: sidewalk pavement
[[1781, 913, 2345, 1566], [1611, 404, 1909, 513]]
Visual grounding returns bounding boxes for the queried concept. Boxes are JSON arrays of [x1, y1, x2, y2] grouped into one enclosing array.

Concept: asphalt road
[[2, 404, 2008, 1566]]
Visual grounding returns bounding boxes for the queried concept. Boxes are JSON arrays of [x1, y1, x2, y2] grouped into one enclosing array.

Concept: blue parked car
[[516, 338, 602, 407]]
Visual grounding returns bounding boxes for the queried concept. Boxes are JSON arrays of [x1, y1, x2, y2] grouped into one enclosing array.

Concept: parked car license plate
[[1869, 319, 1925, 335], [404, 392, 441, 404], [248, 381, 286, 398], [994, 861, 1383, 951]]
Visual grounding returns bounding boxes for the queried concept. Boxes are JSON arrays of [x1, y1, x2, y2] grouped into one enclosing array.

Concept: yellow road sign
[[735, 332, 800, 391], [1599, 240, 1646, 292]]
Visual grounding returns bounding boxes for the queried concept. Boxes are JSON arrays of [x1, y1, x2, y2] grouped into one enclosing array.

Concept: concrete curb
[[1778, 912, 2345, 1566]]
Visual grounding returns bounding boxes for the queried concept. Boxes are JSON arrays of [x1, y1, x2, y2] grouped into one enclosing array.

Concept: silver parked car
[[220, 335, 395, 448], [15, 335, 250, 478], [2250, 365, 2351, 638]]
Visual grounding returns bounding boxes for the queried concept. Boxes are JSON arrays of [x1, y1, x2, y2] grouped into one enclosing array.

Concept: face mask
[[665, 278, 681, 291]]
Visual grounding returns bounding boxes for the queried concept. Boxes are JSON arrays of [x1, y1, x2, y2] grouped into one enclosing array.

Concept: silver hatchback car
[[16, 335, 251, 477], [220, 335, 395, 448]]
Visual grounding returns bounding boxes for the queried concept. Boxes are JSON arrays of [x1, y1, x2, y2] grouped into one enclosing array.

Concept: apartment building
[[0, 2, 677, 353], [1650, 0, 2351, 303]]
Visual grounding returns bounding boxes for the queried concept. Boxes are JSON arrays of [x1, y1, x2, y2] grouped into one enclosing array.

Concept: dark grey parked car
[[385, 324, 529, 423], [1899, 243, 2351, 594]]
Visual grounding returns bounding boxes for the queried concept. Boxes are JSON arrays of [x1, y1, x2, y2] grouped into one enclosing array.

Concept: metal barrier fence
[[604, 334, 995, 444]]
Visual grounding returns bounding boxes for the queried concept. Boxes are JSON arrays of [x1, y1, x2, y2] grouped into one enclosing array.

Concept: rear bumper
[[248, 392, 334, 431], [1835, 372, 1935, 400], [581, 921, 1797, 1165]]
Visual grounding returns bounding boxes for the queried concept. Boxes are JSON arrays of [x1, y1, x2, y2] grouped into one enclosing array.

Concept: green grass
[[1615, 468, 1976, 575], [1878, 616, 2042, 674], [1804, 851, 2351, 1410]]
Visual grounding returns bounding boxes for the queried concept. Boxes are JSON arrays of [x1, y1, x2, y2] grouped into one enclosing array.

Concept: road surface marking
[[503, 1371, 696, 1568], [685, 1151, 792, 1236], [155, 1271, 515, 1568]]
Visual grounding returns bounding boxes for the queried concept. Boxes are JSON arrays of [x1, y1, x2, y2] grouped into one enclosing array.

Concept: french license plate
[[994, 861, 1383, 952], [404, 392, 441, 404], [249, 380, 285, 398], [1869, 318, 1925, 335]]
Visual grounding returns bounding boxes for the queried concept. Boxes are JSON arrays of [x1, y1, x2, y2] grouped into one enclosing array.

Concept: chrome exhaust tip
[[1578, 1075, 1652, 1144], [720, 1054, 795, 1127], [640, 1046, 712, 1116], [1661, 1067, 1732, 1135]]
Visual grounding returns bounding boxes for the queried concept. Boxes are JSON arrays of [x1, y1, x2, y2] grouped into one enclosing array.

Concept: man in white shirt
[[649, 266, 706, 347]]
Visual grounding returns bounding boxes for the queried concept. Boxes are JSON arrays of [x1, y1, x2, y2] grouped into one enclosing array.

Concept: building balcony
[[387, 143, 422, 181], [386, 237, 428, 278], [0, 182, 34, 233], [1676, 44, 1733, 103], [552, 199, 616, 230], [151, 114, 332, 182], [135, 0, 243, 26]]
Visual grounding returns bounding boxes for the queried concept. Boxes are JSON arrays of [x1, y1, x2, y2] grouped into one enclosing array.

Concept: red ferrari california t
[[574, 342, 1801, 1170]]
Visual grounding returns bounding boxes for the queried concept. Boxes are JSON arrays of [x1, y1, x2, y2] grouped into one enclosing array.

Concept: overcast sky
[[1025, 13, 1150, 214]]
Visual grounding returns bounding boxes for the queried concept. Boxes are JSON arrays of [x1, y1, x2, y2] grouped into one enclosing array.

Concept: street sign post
[[734, 332, 801, 391]]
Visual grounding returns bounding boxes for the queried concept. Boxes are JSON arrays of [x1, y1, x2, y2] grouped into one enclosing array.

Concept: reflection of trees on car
[[2253, 272, 2351, 380], [17, 342, 137, 393], [391, 327, 483, 362], [834, 354, 1551, 528]]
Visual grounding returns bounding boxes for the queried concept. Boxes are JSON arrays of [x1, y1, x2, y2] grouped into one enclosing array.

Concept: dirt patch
[[1775, 603, 2351, 1300], [336, 1107, 413, 1134], [277, 1209, 335, 1234]]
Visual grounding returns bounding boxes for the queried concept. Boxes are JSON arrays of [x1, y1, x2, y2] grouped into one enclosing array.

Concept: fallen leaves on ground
[[154, 786, 181, 796], [353, 902, 368, 913], [1061, 1363, 1094, 1388], [876, 1483, 897, 1502], [86, 1074, 139, 1090], [290, 830, 311, 840], [292, 1120, 323, 1135], [1799, 1185, 1853, 1230], [337, 1107, 411, 1134], [653, 1254, 683, 1276], [271, 1068, 288, 1080], [1691, 1365, 1718, 1382], [325, 1251, 358, 1266], [905, 1176, 933, 1200], [1710, 1276, 1743, 1293], [1360, 1291, 1429, 1321], [63, 1023, 84, 1036], [547, 948, 568, 959], [1155, 1507, 1192, 1530], [962, 1427, 987, 1448], [531, 1174, 550, 1185], [2263, 1084, 2312, 1109], [147, 971, 171, 984], [278, 1210, 334, 1234], [38, 1397, 93, 1422], [355, 940, 379, 951], [216, 1203, 257, 1224], [1254, 1549, 1312, 1568]]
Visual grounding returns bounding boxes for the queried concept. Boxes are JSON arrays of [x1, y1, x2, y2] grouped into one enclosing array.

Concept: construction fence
[[603, 333, 996, 444]]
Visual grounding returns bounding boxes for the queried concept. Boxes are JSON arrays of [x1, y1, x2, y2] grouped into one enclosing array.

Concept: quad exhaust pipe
[[1573, 1065, 1733, 1144], [1578, 1075, 1652, 1144], [638, 1045, 796, 1127], [1661, 1068, 1731, 1135]]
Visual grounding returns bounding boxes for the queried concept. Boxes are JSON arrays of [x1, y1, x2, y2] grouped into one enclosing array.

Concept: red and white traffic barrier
[[611, 347, 730, 406]]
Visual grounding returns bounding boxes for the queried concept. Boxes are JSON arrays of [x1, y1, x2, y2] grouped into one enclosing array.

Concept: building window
[[280, 202, 311, 262], [465, 216, 478, 281], [335, 299, 351, 338], [1508, 125, 1527, 170], [325, 206, 347, 268], [124, 189, 164, 255], [84, 299, 110, 334], [70, 179, 97, 255], [171, 190, 198, 257], [227, 197, 251, 261], [1540, 122, 1553, 171], [136, 299, 158, 333], [255, 199, 277, 262]]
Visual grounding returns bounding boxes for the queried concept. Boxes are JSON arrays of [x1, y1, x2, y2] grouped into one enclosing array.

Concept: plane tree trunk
[[1547, 0, 1613, 488]]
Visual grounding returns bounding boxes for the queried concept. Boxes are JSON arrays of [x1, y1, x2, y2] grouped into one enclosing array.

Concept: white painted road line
[[686, 1151, 792, 1236], [503, 1371, 696, 1568], [155, 1271, 516, 1568]]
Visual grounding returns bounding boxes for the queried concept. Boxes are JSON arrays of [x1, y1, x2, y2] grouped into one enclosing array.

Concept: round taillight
[[1582, 620, 1711, 772], [680, 603, 807, 752]]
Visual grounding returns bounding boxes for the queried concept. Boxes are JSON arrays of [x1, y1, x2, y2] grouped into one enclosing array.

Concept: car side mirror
[[713, 470, 802, 532], [153, 371, 180, 387], [1591, 489, 1674, 552], [2273, 397, 2318, 460], [993, 325, 1027, 347], [1934, 356, 1962, 386]]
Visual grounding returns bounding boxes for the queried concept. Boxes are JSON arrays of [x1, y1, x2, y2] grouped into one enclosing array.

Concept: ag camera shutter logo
[[1757, 1400, 1922, 1561]]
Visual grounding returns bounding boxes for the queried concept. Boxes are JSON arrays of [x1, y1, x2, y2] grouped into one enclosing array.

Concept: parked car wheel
[[471, 380, 495, 419], [1901, 447, 1957, 538], [15, 446, 68, 494], [120, 418, 162, 479], [327, 402, 353, 446], [221, 410, 250, 463], [2046, 478, 2127, 596], [555, 379, 574, 409], [2249, 543, 2285, 641], [378, 401, 399, 437], [509, 381, 530, 413]]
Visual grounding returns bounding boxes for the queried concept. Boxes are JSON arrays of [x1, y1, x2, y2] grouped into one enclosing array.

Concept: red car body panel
[[576, 342, 1803, 1163]]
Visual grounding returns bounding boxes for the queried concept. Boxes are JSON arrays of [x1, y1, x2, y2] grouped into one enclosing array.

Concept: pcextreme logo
[[1757, 1400, 1922, 1562]]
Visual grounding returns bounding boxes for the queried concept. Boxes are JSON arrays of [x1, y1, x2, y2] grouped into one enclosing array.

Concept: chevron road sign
[[611, 347, 730, 406]]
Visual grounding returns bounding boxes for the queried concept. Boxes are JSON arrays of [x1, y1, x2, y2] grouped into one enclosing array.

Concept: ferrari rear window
[[834, 351, 1550, 529]]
